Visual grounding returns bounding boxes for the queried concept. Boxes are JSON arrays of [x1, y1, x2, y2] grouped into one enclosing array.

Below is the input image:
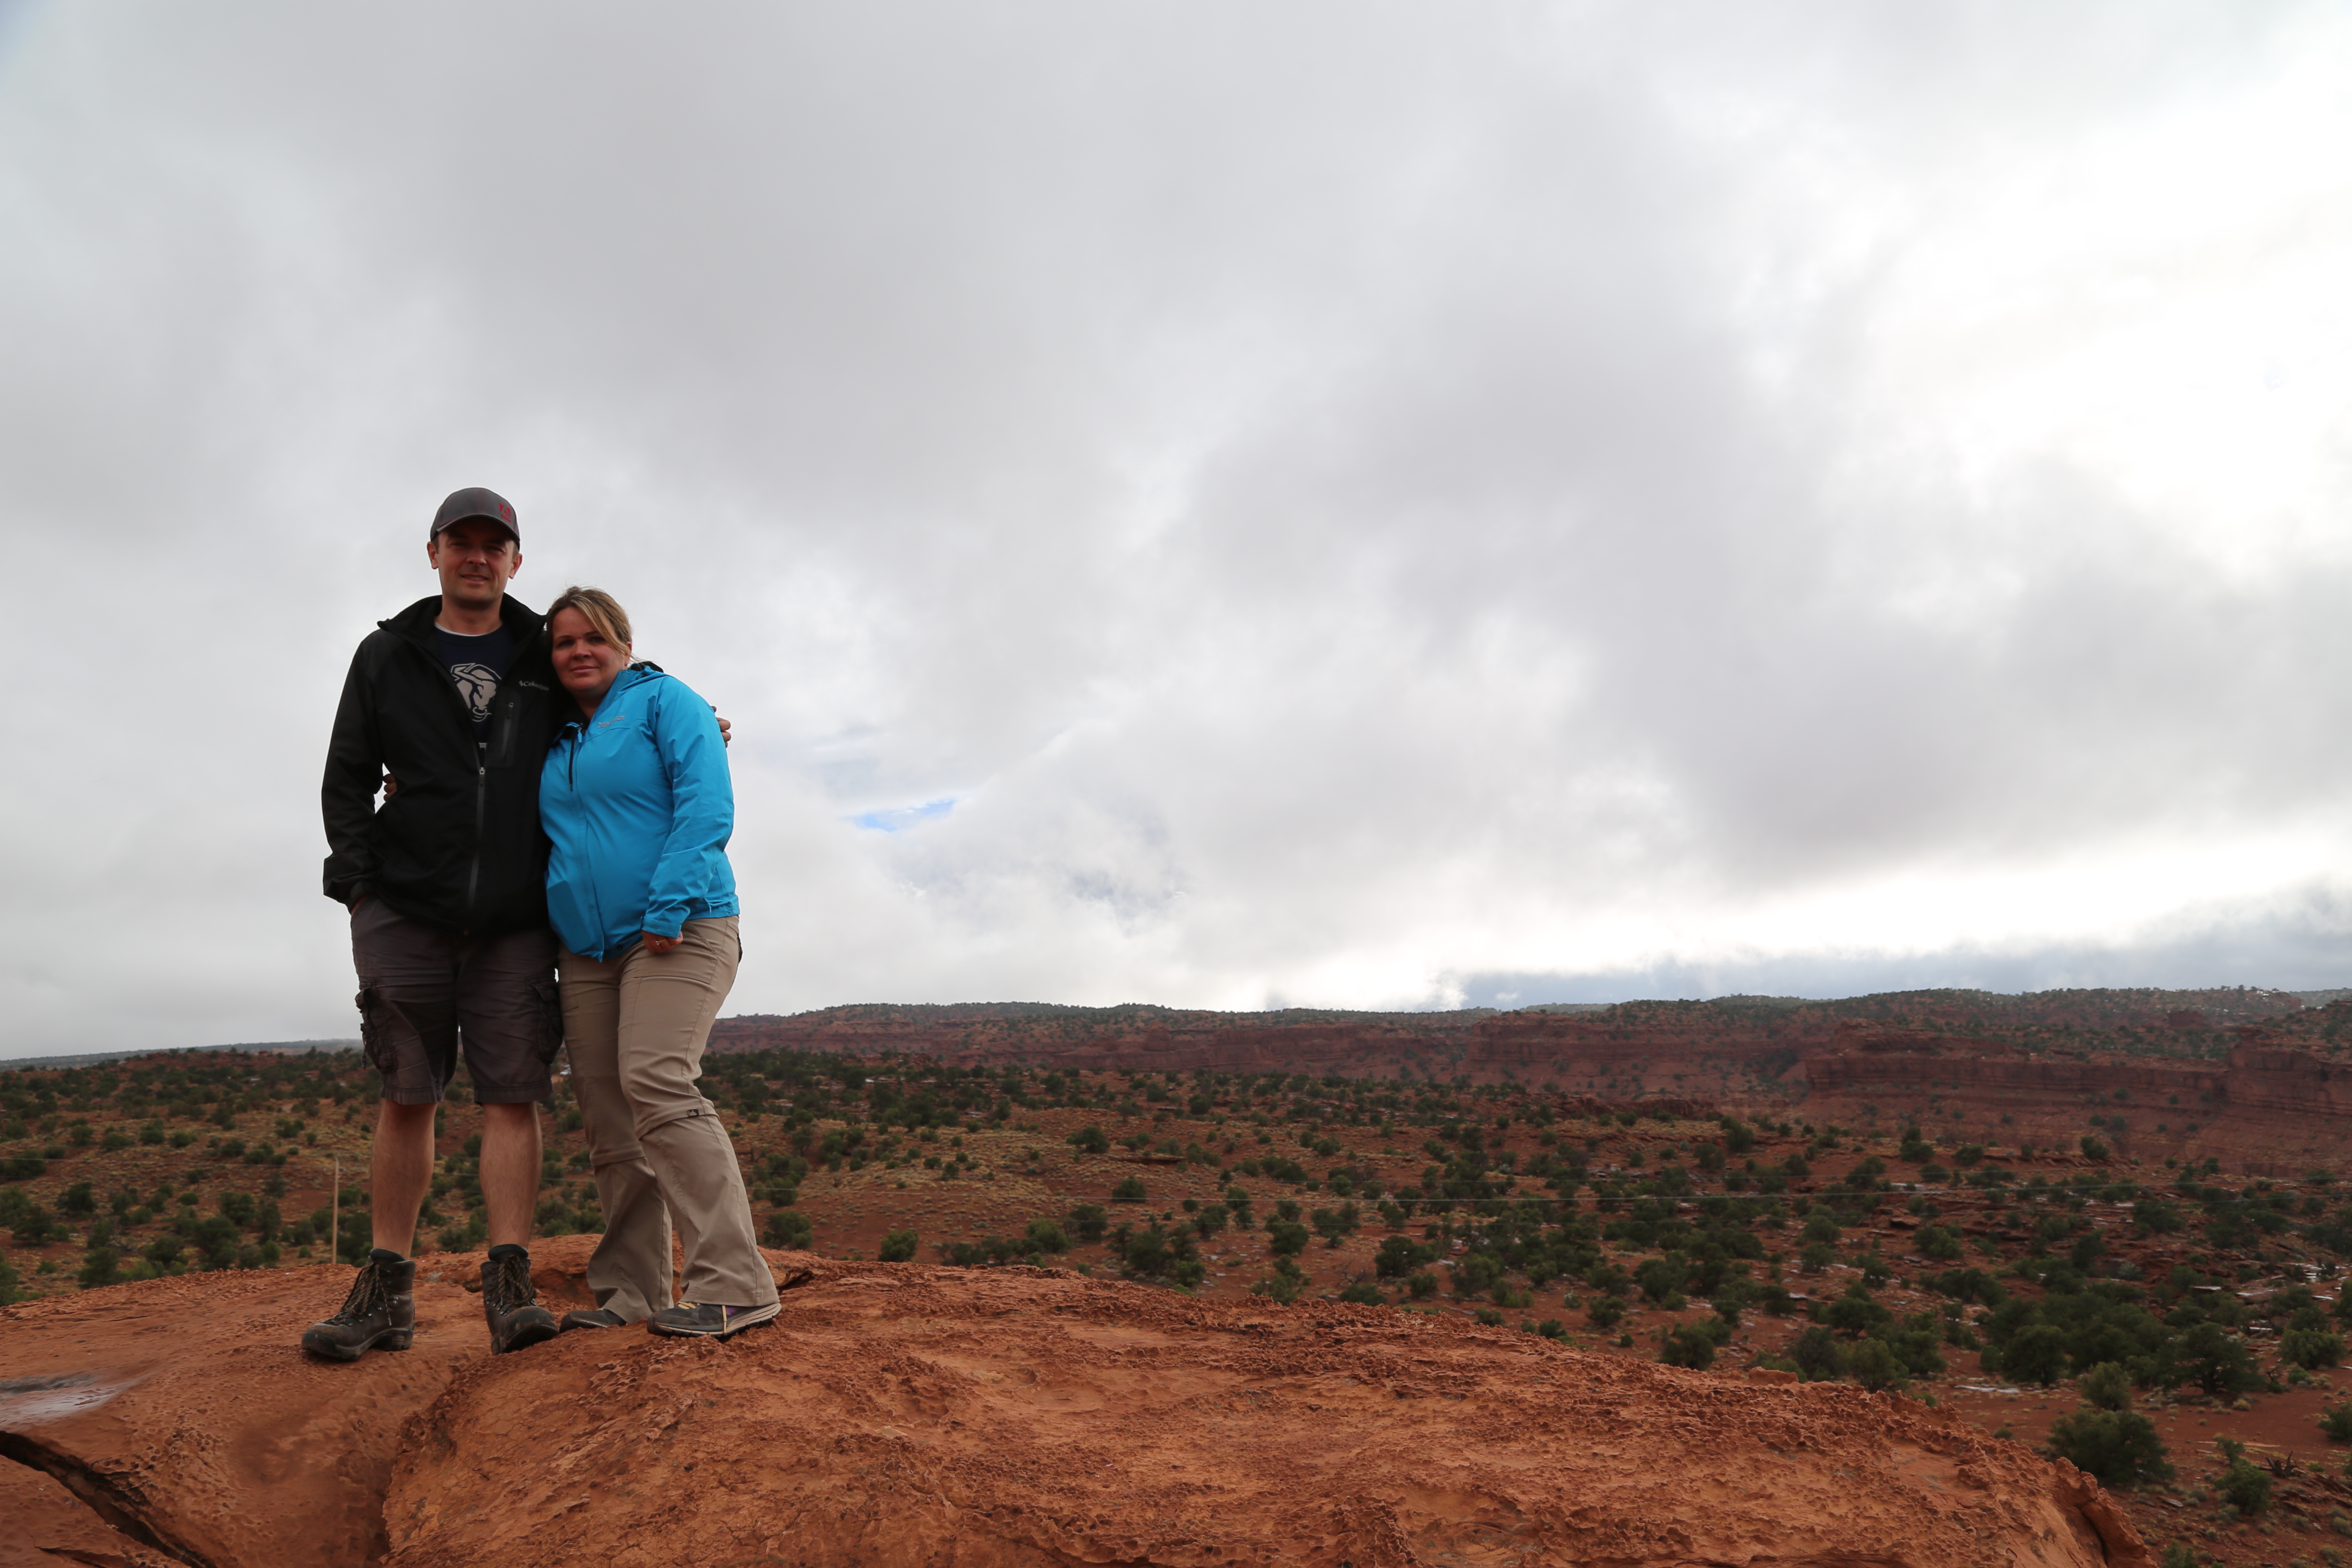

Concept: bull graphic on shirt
[[450, 662, 500, 725]]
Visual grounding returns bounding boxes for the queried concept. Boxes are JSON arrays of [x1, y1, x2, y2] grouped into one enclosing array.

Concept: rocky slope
[[0, 1237, 2141, 1568]]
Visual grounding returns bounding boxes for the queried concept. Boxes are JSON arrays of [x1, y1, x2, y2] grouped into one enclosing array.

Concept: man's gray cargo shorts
[[350, 897, 560, 1106]]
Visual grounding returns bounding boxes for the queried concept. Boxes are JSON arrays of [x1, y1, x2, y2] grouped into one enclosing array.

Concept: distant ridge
[[0, 1038, 359, 1072]]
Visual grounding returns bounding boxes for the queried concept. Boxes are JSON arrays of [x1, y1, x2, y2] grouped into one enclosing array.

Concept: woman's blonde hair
[[545, 586, 635, 661]]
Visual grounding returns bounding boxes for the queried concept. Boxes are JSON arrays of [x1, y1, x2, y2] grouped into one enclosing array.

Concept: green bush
[[2215, 1440, 2270, 1514], [1788, 1325, 1844, 1382], [1996, 1323, 2070, 1386], [2283, 1328, 2345, 1370], [877, 1229, 918, 1262], [1660, 1323, 1717, 1369], [2079, 1362, 2133, 1412], [1266, 1219, 1310, 1257], [1338, 1280, 1384, 1305], [2046, 1409, 2173, 1487], [1023, 1218, 1069, 1255], [2319, 1401, 2352, 1442], [1066, 1203, 1109, 1243], [1067, 1125, 1109, 1155], [1917, 1225, 1963, 1262], [1845, 1339, 1905, 1392], [763, 1210, 814, 1249], [1110, 1175, 1148, 1203], [1584, 1295, 1625, 1329]]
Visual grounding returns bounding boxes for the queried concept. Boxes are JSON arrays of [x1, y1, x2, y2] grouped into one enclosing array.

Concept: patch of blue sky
[[849, 796, 959, 833]]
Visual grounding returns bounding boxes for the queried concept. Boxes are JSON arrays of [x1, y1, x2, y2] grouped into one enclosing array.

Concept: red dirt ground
[[1, 1236, 2140, 1568]]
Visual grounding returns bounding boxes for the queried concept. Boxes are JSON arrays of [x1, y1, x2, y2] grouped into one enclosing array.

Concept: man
[[304, 487, 565, 1360]]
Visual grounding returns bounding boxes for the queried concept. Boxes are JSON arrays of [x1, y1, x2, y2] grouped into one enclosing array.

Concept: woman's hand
[[642, 931, 683, 956]]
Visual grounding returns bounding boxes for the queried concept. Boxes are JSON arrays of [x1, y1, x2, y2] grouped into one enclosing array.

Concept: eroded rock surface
[[0, 1262, 488, 1567], [386, 1251, 2145, 1568], [2, 1238, 2146, 1568]]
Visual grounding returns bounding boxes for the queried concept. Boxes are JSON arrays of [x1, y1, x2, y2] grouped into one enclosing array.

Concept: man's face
[[426, 520, 520, 611]]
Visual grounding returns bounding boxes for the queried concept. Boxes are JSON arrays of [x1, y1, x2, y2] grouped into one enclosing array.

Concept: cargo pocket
[[530, 978, 565, 1066], [355, 988, 395, 1075]]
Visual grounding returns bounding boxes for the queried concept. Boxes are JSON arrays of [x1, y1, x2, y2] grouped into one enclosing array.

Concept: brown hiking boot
[[301, 1250, 415, 1362], [481, 1244, 559, 1355]]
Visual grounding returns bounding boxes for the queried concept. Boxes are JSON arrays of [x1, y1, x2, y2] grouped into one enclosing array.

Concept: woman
[[538, 585, 778, 1339]]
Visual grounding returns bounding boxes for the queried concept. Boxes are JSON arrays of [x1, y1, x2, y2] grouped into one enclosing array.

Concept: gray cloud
[[2, 2, 2346, 1054]]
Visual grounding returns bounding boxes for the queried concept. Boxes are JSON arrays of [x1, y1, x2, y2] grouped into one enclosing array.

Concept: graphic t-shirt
[[434, 624, 515, 751]]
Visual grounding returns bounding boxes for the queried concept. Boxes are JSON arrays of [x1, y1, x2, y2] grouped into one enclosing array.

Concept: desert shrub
[[2047, 1409, 2172, 1487], [1406, 1270, 1439, 1300], [1788, 1326, 1844, 1382], [1924, 1266, 2006, 1307], [2176, 1321, 2262, 1397], [1338, 1280, 1384, 1305], [1798, 1242, 1836, 1274], [1819, 1282, 1893, 1337], [1066, 1203, 1109, 1243], [2284, 1328, 2346, 1370], [1110, 1176, 1148, 1203], [1192, 1203, 1228, 1240], [2322, 1401, 2352, 1442], [2215, 1440, 2270, 1514], [1375, 1234, 1436, 1278], [1845, 1339, 1905, 1392], [0, 1156, 45, 1183], [77, 1246, 120, 1289], [1660, 1323, 1717, 1370], [1536, 1318, 1567, 1340], [1917, 1225, 1963, 1262], [2079, 1361, 2133, 1411], [1253, 1259, 1305, 1304], [878, 1229, 919, 1262], [1266, 1219, 1310, 1257], [763, 1210, 814, 1249], [1995, 1323, 2070, 1386], [1584, 1294, 1625, 1329], [1635, 1257, 1682, 1303], [1023, 1218, 1069, 1255], [58, 1182, 95, 1218], [1067, 1125, 1109, 1155]]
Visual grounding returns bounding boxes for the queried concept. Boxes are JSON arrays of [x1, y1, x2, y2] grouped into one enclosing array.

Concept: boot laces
[[325, 1262, 389, 1326], [487, 1251, 536, 1314]]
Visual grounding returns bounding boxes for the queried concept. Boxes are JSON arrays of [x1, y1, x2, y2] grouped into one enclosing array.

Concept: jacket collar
[[556, 662, 665, 735], [382, 593, 546, 654]]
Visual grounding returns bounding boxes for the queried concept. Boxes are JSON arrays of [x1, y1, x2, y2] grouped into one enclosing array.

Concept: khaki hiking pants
[[560, 916, 777, 1318]]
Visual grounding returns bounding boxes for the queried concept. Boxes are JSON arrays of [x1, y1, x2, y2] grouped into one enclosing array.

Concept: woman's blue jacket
[[541, 664, 739, 960]]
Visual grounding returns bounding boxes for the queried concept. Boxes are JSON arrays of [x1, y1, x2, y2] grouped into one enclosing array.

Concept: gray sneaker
[[647, 1300, 779, 1340], [481, 1244, 559, 1355], [301, 1251, 415, 1362]]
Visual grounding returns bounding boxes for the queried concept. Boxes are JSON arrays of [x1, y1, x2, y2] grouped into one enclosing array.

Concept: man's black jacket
[[321, 594, 563, 935]]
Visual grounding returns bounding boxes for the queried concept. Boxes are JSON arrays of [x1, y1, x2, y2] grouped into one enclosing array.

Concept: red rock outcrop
[[0, 1237, 2141, 1568]]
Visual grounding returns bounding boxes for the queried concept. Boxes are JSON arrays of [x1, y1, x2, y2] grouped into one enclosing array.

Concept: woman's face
[[550, 606, 631, 708]]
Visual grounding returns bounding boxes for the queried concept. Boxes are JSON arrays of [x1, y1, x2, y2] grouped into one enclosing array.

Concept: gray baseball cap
[[430, 487, 519, 544]]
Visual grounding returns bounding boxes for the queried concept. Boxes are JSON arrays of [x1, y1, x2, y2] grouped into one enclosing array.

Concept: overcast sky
[[3, 3, 2349, 1057]]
